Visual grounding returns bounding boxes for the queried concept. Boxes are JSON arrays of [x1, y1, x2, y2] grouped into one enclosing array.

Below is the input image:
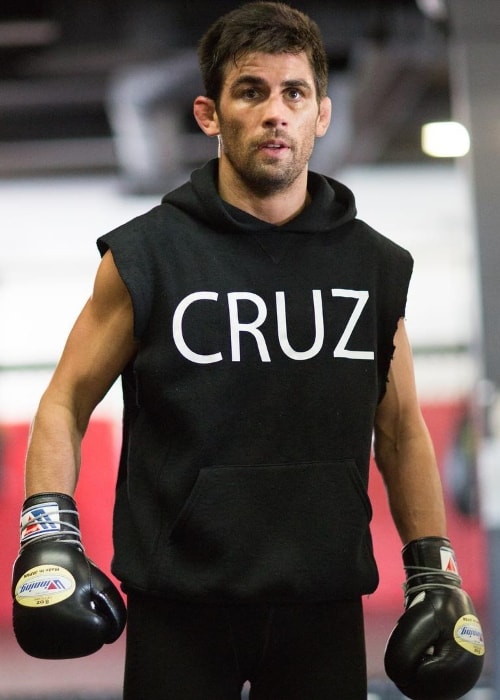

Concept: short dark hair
[[197, 2, 329, 104]]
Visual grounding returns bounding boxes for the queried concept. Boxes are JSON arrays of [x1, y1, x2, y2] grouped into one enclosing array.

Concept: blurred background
[[0, 0, 499, 698]]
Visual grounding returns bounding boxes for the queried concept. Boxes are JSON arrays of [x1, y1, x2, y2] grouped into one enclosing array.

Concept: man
[[12, 3, 484, 699]]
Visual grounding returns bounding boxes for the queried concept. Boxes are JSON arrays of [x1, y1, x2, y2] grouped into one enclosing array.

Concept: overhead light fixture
[[421, 121, 471, 158], [416, 0, 448, 22]]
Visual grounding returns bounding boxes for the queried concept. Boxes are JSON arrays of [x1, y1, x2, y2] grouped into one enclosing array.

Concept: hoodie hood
[[162, 159, 357, 235]]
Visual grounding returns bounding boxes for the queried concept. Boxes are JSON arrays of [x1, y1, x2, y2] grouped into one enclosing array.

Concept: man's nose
[[261, 95, 288, 128]]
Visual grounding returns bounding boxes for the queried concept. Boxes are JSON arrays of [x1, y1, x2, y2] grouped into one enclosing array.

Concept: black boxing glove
[[384, 537, 484, 700], [12, 493, 126, 659]]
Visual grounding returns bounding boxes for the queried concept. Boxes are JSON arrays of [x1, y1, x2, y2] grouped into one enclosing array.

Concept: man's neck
[[217, 160, 310, 226]]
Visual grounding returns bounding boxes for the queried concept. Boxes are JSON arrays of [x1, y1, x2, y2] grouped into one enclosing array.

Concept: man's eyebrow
[[230, 75, 313, 90], [230, 75, 266, 89], [281, 79, 313, 90]]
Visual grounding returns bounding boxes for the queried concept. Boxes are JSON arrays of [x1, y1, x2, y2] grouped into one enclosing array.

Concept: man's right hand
[[12, 493, 126, 659]]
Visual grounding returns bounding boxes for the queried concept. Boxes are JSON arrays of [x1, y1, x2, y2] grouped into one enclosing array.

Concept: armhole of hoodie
[[97, 233, 152, 340], [377, 246, 414, 404]]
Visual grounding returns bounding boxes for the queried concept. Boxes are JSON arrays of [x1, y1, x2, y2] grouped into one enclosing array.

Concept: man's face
[[213, 51, 330, 196]]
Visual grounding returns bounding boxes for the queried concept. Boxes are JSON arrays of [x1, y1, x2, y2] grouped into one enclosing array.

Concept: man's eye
[[287, 89, 302, 100], [242, 88, 259, 99]]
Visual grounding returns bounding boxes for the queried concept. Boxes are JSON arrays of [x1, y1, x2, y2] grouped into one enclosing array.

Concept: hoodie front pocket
[[155, 460, 378, 601]]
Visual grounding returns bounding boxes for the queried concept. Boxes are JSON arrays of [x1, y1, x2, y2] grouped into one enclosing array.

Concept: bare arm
[[373, 318, 447, 544], [25, 250, 138, 497]]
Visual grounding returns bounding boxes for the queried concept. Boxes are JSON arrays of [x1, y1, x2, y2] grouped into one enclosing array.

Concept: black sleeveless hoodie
[[97, 159, 413, 602]]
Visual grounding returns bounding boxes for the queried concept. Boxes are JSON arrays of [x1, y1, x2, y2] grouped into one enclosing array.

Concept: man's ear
[[315, 96, 332, 138], [193, 96, 220, 136]]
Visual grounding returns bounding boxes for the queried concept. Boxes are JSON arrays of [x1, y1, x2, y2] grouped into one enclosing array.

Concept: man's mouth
[[260, 140, 289, 150]]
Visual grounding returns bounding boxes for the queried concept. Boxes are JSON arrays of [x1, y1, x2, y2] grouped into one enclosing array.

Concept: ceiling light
[[421, 121, 471, 158], [416, 0, 448, 22]]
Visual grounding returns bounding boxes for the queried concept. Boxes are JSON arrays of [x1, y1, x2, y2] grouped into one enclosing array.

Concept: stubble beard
[[221, 129, 314, 197]]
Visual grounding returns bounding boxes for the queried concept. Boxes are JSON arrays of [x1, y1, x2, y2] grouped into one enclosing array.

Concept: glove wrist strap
[[20, 492, 82, 549], [402, 536, 462, 605]]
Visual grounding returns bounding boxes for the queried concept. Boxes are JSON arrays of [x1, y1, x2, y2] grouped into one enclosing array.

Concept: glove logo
[[454, 614, 485, 656], [21, 503, 61, 543], [440, 546, 459, 574], [14, 565, 76, 608]]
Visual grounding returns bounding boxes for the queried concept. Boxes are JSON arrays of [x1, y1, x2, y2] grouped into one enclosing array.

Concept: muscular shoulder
[[92, 250, 133, 317]]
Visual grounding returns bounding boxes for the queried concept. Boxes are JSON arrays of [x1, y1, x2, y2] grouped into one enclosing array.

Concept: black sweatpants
[[124, 591, 367, 700]]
